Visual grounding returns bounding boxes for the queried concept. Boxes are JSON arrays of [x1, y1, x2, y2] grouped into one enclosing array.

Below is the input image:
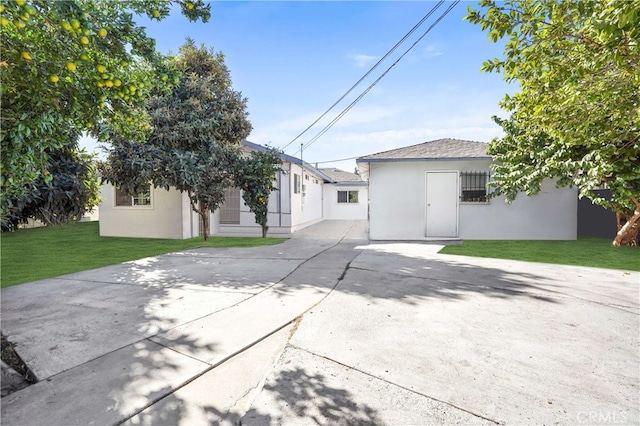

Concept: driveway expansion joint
[[288, 344, 504, 425], [117, 320, 297, 426]]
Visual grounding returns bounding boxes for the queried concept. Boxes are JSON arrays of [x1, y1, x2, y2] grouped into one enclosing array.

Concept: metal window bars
[[460, 171, 490, 202]]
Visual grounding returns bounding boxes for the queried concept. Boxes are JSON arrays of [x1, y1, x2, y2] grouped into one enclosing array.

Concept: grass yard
[[1, 221, 286, 288], [438, 236, 639, 271]]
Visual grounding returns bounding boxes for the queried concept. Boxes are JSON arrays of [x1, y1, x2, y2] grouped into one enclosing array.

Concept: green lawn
[[1, 221, 286, 288], [438, 236, 639, 271]]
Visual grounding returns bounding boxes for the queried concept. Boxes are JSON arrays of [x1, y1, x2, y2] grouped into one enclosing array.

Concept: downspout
[[278, 170, 282, 227], [300, 143, 304, 211], [321, 177, 324, 219], [367, 162, 371, 224]]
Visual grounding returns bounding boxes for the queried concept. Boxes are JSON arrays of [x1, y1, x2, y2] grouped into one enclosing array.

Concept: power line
[[314, 155, 363, 164], [292, 1, 460, 156], [280, 1, 445, 152]]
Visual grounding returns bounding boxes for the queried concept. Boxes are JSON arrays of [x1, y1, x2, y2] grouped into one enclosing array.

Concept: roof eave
[[356, 156, 492, 163], [330, 181, 369, 187], [242, 140, 333, 182]]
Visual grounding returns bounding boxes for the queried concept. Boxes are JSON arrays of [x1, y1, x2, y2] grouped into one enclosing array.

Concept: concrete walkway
[[1, 220, 367, 425], [1, 220, 639, 425]]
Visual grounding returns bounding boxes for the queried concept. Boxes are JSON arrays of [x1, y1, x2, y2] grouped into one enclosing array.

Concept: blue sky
[[83, 1, 513, 171]]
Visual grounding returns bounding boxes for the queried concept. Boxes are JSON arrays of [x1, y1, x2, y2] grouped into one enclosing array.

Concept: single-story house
[[99, 141, 367, 239], [319, 168, 368, 221], [356, 138, 577, 241]]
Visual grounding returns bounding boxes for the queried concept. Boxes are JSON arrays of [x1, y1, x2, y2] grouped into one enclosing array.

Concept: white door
[[425, 172, 458, 237]]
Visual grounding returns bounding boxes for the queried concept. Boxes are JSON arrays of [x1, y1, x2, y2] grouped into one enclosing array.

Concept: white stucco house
[[356, 138, 577, 241], [319, 168, 368, 221], [99, 141, 367, 239]]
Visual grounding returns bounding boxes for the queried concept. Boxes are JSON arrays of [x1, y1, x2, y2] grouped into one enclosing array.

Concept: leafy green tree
[[236, 148, 283, 238], [102, 39, 252, 240], [466, 0, 640, 246], [3, 140, 100, 231], [0, 0, 210, 225]]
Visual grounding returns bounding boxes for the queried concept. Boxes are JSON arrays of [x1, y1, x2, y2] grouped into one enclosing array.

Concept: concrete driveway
[[1, 220, 638, 425]]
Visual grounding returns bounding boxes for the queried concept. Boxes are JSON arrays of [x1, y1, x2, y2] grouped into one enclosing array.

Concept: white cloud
[[249, 102, 403, 151], [424, 43, 444, 58], [350, 53, 378, 68], [337, 125, 503, 148]]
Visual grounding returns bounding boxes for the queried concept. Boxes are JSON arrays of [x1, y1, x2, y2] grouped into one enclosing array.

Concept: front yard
[[2, 223, 636, 288], [0, 221, 286, 288], [439, 237, 638, 271]]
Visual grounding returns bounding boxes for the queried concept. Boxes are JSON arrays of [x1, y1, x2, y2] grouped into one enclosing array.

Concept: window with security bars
[[115, 186, 151, 206], [337, 190, 359, 204], [460, 171, 490, 202], [294, 174, 301, 194]]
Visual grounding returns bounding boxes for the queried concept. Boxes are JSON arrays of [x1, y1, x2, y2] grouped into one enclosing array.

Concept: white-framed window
[[115, 186, 151, 207], [460, 171, 490, 203], [294, 174, 301, 194], [337, 190, 359, 204]]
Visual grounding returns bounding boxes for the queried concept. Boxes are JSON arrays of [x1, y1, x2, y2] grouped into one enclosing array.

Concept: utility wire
[[314, 154, 363, 164], [280, 0, 445, 152], [292, 1, 460, 156]]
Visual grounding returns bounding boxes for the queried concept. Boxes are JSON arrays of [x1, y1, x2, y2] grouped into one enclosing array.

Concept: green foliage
[[465, 0, 640, 244], [1, 222, 286, 288], [0, 0, 210, 223], [2, 135, 100, 231], [236, 148, 283, 237], [102, 39, 252, 240]]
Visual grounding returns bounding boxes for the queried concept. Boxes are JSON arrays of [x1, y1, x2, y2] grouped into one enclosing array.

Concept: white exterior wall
[[289, 163, 324, 231], [366, 160, 577, 241], [459, 180, 577, 239], [99, 184, 185, 239], [323, 184, 369, 220], [215, 170, 295, 236], [215, 163, 326, 237]]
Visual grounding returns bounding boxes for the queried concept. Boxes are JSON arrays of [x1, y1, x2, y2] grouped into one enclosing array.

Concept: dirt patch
[[1, 334, 37, 396]]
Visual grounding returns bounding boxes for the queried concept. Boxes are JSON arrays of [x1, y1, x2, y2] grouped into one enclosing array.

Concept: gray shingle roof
[[318, 168, 363, 183], [356, 138, 490, 162], [242, 140, 333, 182]]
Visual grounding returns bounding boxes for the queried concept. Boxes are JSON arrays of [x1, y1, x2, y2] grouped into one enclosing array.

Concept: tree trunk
[[261, 223, 268, 238], [200, 200, 209, 241], [613, 203, 640, 247], [188, 193, 210, 242]]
